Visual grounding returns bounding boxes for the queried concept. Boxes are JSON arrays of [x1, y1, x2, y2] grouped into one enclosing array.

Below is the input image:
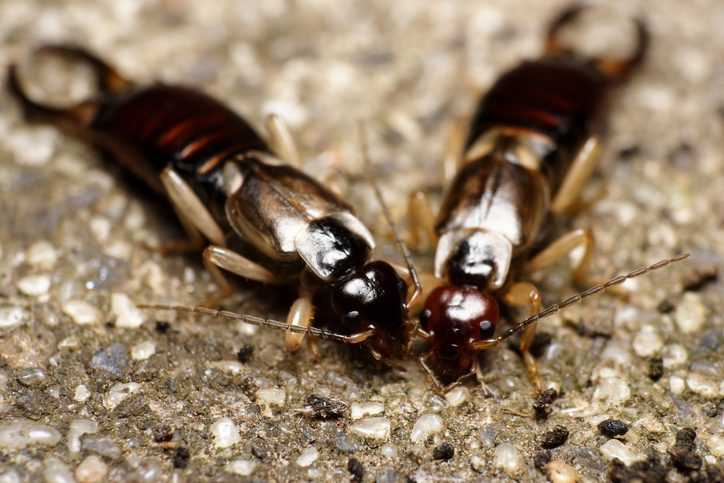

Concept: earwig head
[[330, 260, 409, 357], [420, 284, 499, 380]]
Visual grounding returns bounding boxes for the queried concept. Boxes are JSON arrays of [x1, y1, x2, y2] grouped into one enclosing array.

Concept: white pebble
[[663, 344, 688, 368], [296, 447, 319, 467], [599, 439, 645, 466], [131, 341, 156, 360], [8, 127, 57, 166], [675, 293, 707, 334], [686, 373, 719, 398], [226, 459, 256, 476], [632, 325, 663, 357], [471, 455, 485, 472], [75, 455, 108, 483], [256, 387, 286, 416], [380, 444, 398, 459], [410, 413, 443, 443], [670, 376, 686, 395], [493, 443, 522, 476], [0, 418, 61, 449], [89, 216, 112, 242], [104, 382, 141, 410], [444, 386, 469, 407], [111, 293, 145, 329], [74, 384, 91, 402], [349, 417, 391, 441], [27, 241, 58, 269], [547, 460, 580, 483], [67, 419, 98, 453], [210, 417, 240, 449], [0, 306, 27, 330], [351, 401, 384, 420], [17, 274, 51, 297], [600, 341, 632, 366], [63, 300, 101, 326], [593, 377, 631, 406], [708, 435, 724, 457], [43, 457, 75, 483]]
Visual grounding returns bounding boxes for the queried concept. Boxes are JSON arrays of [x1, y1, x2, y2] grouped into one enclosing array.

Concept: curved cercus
[[434, 229, 513, 290]]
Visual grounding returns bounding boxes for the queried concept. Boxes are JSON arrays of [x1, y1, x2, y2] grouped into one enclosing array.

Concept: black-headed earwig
[[405, 5, 664, 391], [7, 45, 421, 359]]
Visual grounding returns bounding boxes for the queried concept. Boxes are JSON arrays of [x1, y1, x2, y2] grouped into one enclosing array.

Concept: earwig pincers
[[7, 45, 420, 360]]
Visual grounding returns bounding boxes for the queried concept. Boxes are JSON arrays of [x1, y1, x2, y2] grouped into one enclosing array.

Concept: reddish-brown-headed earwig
[[403, 5, 678, 391], [7, 45, 422, 359]]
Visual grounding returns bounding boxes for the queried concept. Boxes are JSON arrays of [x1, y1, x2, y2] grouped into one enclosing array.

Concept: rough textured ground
[[1, 1, 723, 481]]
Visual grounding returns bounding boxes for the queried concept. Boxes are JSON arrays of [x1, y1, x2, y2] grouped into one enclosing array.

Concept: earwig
[[7, 44, 420, 360]]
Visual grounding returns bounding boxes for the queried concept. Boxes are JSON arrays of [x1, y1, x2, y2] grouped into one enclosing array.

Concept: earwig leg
[[390, 263, 440, 313], [551, 137, 602, 214], [150, 208, 206, 255], [524, 228, 594, 286], [161, 167, 226, 246], [321, 169, 347, 198], [285, 296, 314, 352], [473, 359, 496, 398], [265, 114, 301, 167], [419, 355, 446, 392], [442, 117, 469, 184], [504, 281, 543, 393], [406, 191, 437, 252]]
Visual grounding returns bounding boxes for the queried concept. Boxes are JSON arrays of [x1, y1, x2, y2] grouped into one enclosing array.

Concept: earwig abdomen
[[465, 59, 608, 192]]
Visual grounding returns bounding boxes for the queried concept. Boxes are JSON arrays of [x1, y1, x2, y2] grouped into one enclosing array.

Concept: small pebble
[[632, 325, 663, 357], [68, 419, 98, 453], [305, 394, 347, 419], [471, 455, 486, 472], [335, 431, 358, 453], [75, 455, 108, 483], [91, 343, 129, 378], [444, 386, 469, 407], [256, 387, 286, 415], [675, 292, 707, 334], [533, 450, 551, 471], [686, 373, 719, 398], [432, 442, 455, 461], [89, 216, 112, 242], [546, 460, 581, 483], [17, 274, 51, 297], [296, 446, 319, 467], [210, 417, 240, 449], [0, 306, 27, 330], [0, 419, 61, 449], [540, 425, 569, 449], [494, 443, 522, 476], [349, 417, 391, 441], [380, 444, 397, 459], [670, 376, 686, 395], [43, 456, 75, 483], [599, 439, 644, 466], [648, 357, 664, 381], [351, 401, 384, 420], [173, 447, 190, 469], [131, 340, 156, 360], [104, 382, 141, 410], [347, 457, 364, 482], [597, 419, 629, 438], [27, 241, 58, 269], [410, 413, 443, 443], [63, 300, 101, 325], [593, 377, 631, 405], [74, 384, 90, 402], [111, 293, 145, 329], [81, 436, 121, 459], [226, 459, 256, 476], [16, 367, 47, 386], [707, 434, 724, 457]]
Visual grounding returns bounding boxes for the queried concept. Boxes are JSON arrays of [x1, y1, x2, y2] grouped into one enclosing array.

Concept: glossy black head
[[296, 216, 372, 281], [330, 260, 409, 357], [420, 284, 499, 380]]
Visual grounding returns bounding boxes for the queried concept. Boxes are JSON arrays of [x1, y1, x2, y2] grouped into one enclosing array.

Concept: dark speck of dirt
[[347, 457, 364, 482], [597, 419, 629, 438], [533, 450, 551, 471], [674, 428, 696, 450], [173, 447, 191, 469], [153, 425, 174, 443], [304, 394, 348, 420], [682, 266, 719, 292], [432, 442, 455, 461], [668, 142, 696, 168], [155, 321, 171, 334], [702, 401, 720, 418], [540, 425, 569, 449], [656, 299, 675, 314], [648, 357, 664, 382], [609, 454, 667, 483], [617, 144, 642, 160], [236, 344, 254, 363], [669, 428, 702, 474], [533, 388, 559, 421]]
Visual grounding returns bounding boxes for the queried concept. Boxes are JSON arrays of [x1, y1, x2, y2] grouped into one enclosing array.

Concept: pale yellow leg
[[442, 117, 469, 184], [504, 281, 543, 392], [285, 296, 314, 352], [406, 191, 437, 252], [265, 113, 301, 167], [551, 136, 602, 215], [524, 228, 594, 285]]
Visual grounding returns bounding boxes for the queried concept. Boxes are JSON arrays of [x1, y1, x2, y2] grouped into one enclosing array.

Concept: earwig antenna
[[357, 122, 422, 307], [474, 253, 689, 349], [138, 304, 353, 343]]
